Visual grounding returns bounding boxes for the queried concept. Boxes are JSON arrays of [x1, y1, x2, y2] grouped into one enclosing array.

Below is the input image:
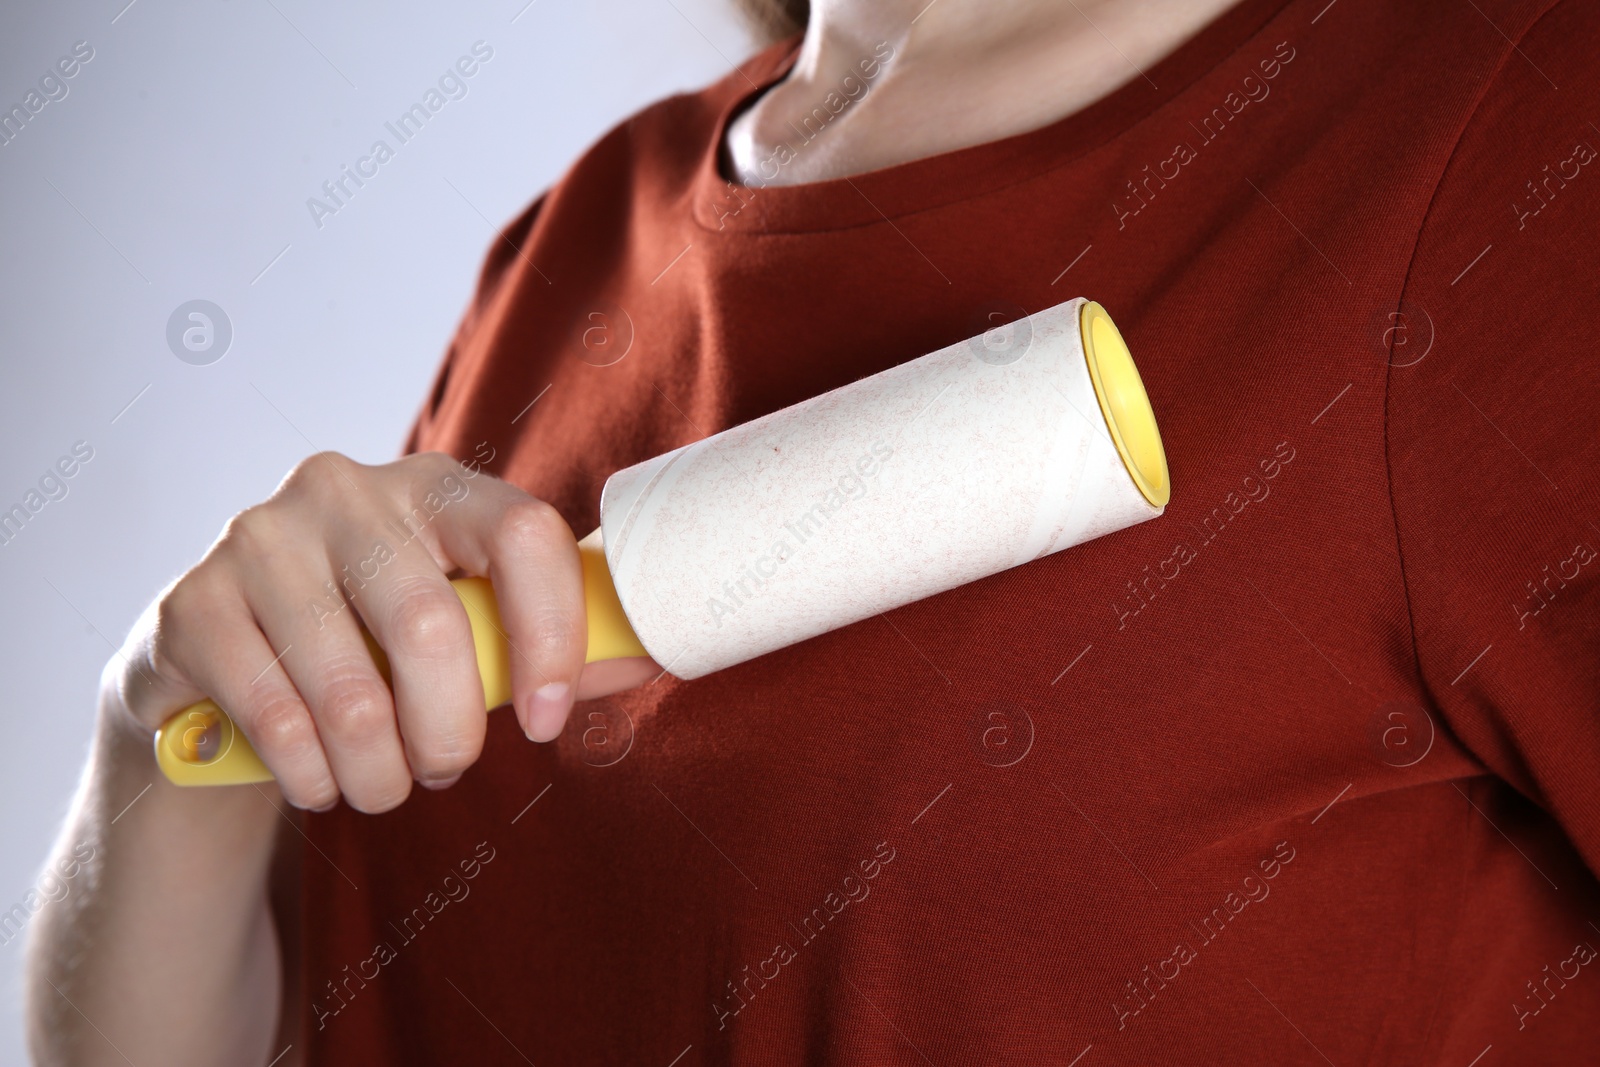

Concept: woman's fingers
[[136, 561, 339, 811], [267, 454, 488, 805], [180, 619, 337, 812], [400, 456, 587, 742], [216, 506, 411, 813], [345, 565, 486, 788], [248, 585, 412, 812]]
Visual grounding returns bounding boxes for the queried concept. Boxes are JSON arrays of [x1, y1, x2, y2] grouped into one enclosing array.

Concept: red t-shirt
[[302, 0, 1600, 1061]]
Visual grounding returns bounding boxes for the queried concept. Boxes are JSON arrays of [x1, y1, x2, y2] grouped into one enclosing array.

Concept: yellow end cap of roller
[[1080, 300, 1171, 508]]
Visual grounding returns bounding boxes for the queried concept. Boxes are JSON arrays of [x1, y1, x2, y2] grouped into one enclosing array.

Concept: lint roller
[[156, 298, 1170, 785]]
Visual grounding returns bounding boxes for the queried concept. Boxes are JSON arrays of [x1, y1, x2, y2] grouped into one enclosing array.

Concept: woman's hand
[[107, 450, 656, 814]]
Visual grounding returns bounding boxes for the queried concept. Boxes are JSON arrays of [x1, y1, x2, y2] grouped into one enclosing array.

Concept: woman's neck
[[725, 0, 1246, 186]]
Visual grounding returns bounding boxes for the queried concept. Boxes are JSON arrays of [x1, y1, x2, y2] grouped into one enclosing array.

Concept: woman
[[27, 0, 1600, 1062]]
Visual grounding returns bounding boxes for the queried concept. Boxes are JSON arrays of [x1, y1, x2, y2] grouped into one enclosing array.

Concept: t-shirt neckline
[[690, 0, 1297, 235]]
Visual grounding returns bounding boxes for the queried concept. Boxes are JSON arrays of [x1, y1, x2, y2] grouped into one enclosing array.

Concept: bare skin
[[726, 0, 1244, 187], [26, 2, 1241, 1062]]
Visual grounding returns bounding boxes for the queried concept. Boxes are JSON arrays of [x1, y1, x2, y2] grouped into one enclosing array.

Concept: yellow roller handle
[[153, 540, 648, 786]]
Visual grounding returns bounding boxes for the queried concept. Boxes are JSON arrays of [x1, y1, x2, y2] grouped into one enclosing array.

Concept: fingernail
[[526, 682, 571, 742], [419, 773, 462, 791], [311, 798, 340, 813]]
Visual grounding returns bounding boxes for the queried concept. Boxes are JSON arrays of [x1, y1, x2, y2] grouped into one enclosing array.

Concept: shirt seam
[[1379, 2, 1569, 1055], [1381, 0, 1564, 717]]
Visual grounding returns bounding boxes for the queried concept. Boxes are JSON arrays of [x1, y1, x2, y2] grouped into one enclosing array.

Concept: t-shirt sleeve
[[402, 192, 548, 456], [1385, 0, 1600, 872]]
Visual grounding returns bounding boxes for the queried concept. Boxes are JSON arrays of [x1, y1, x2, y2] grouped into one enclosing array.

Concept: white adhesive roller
[[600, 297, 1170, 679], [155, 297, 1168, 785]]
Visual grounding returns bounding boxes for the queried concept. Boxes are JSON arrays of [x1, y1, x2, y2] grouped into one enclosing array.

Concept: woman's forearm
[[25, 703, 287, 1066]]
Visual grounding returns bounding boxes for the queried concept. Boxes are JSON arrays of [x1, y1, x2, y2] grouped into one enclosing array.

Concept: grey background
[[0, 0, 754, 1060]]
